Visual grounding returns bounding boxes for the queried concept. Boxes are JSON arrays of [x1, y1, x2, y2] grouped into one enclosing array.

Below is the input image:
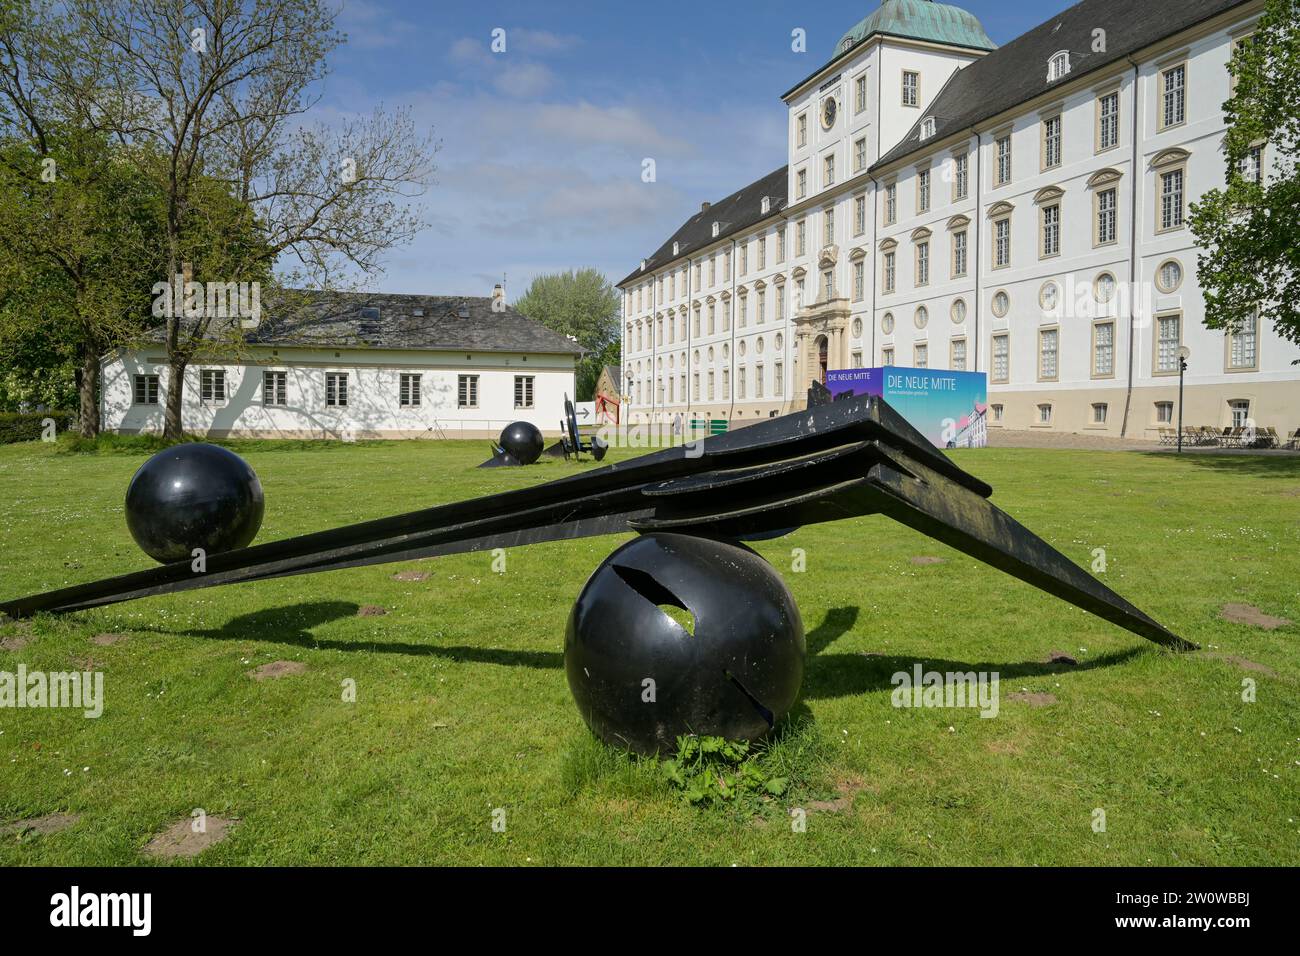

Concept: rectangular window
[[1039, 328, 1058, 380], [881, 346, 895, 366], [952, 230, 968, 277], [883, 251, 896, 293], [758, 236, 767, 269], [707, 370, 715, 400], [796, 112, 807, 148], [709, 257, 716, 286], [916, 241, 930, 286], [992, 333, 1009, 382], [1099, 91, 1119, 150], [1092, 403, 1108, 424], [513, 375, 534, 409], [756, 363, 764, 398], [1093, 321, 1115, 376], [796, 220, 806, 256], [777, 227, 786, 261], [1042, 115, 1061, 169], [851, 351, 862, 368], [853, 261, 865, 301], [739, 295, 748, 328], [854, 194, 866, 235], [1230, 399, 1251, 428], [326, 372, 348, 407], [994, 217, 1010, 268], [774, 361, 784, 395], [1096, 188, 1117, 245], [692, 373, 700, 400], [200, 369, 226, 402], [757, 290, 765, 325], [1041, 203, 1060, 257], [1229, 312, 1259, 369], [1156, 401, 1173, 423], [823, 206, 834, 247], [885, 183, 897, 224], [954, 152, 969, 199], [822, 269, 834, 300], [914, 343, 928, 368], [1038, 403, 1053, 424], [262, 370, 287, 405], [133, 374, 159, 405], [1156, 313, 1181, 373], [917, 168, 930, 212], [902, 71, 919, 107], [796, 169, 807, 199], [457, 374, 478, 408], [992, 404, 1004, 422], [1240, 144, 1263, 184], [722, 367, 730, 397], [1161, 64, 1186, 129], [400, 372, 422, 407], [855, 74, 867, 113], [775, 287, 784, 322], [951, 339, 967, 370], [1160, 169, 1184, 230], [737, 366, 746, 400], [708, 303, 715, 335], [824, 153, 835, 187], [996, 134, 1012, 185], [739, 244, 748, 275], [854, 137, 866, 172]]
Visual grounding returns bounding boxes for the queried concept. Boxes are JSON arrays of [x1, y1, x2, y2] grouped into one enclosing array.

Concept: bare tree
[[49, 0, 436, 438]]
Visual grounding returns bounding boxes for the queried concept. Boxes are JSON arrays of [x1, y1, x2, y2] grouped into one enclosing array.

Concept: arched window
[[1047, 51, 1070, 82]]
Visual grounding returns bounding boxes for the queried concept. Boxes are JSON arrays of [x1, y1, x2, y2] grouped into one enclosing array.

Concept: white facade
[[619, 0, 1299, 439], [102, 346, 577, 440]]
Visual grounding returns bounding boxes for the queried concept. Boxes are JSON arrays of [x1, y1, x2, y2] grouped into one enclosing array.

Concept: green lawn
[[1, 436, 1297, 865]]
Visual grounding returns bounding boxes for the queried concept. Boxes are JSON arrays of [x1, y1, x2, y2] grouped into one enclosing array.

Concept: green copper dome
[[836, 0, 996, 56]]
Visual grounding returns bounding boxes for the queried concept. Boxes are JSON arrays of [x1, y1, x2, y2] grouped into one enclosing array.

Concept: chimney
[[492, 283, 505, 304], [457, 300, 469, 319], [700, 201, 711, 213]]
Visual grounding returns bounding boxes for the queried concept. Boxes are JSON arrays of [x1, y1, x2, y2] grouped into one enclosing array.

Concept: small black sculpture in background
[[478, 420, 545, 468], [542, 394, 608, 462]]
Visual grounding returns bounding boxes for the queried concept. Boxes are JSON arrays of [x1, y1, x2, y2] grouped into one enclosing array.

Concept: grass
[[0, 434, 1297, 865]]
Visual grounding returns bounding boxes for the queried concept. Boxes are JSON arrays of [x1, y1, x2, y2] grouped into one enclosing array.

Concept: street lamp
[[1176, 345, 1191, 453]]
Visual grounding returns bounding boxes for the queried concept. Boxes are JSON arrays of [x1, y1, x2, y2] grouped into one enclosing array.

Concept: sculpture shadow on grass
[[799, 604, 1143, 700], [154, 600, 565, 670]]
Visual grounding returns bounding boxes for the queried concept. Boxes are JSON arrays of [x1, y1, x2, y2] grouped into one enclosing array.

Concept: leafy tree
[[513, 268, 621, 401], [25, 0, 436, 438], [1189, 0, 1300, 352]]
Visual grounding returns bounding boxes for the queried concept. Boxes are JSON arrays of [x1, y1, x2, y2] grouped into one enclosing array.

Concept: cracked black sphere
[[124, 443, 265, 564], [565, 533, 804, 755], [498, 421, 544, 465]]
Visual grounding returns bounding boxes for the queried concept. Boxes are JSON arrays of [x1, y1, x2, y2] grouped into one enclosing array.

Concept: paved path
[[986, 429, 1297, 455]]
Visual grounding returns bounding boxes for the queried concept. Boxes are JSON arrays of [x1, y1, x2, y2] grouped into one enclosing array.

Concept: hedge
[[0, 410, 77, 444]]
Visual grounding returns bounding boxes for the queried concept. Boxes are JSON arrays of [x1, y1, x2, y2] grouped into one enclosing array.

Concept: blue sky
[[326, 0, 1075, 299]]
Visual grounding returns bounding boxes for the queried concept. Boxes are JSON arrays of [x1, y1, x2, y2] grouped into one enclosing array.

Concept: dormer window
[[672, 241, 679, 256], [640, 259, 646, 271], [712, 221, 720, 238], [761, 196, 770, 215], [920, 117, 936, 140], [1048, 51, 1070, 81]]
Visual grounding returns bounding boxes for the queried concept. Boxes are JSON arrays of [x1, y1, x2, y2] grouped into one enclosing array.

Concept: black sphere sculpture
[[498, 421, 544, 465], [565, 533, 805, 755], [125, 443, 265, 564]]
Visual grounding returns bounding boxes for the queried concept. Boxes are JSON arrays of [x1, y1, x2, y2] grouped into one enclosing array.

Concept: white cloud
[[493, 62, 556, 98], [510, 29, 581, 55]]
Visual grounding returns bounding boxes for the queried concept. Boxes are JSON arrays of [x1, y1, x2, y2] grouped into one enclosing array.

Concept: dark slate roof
[[873, 0, 1252, 171], [602, 365, 622, 391], [617, 166, 788, 288], [156, 290, 583, 355]]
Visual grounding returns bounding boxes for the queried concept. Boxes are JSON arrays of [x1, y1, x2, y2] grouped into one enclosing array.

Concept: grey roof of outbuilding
[[159, 290, 584, 355], [617, 166, 789, 288], [603, 365, 622, 391], [873, 0, 1251, 171]]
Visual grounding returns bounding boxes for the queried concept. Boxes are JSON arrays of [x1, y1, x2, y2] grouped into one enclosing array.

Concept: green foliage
[[0, 409, 73, 443], [513, 268, 621, 401], [662, 734, 790, 810], [1189, 0, 1300, 349]]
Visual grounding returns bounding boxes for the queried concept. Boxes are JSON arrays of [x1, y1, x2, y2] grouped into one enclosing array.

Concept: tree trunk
[[163, 357, 186, 440], [78, 345, 100, 438]]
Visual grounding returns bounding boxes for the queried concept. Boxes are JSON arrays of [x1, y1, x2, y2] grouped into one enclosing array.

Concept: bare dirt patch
[[247, 660, 307, 681], [1220, 603, 1291, 630], [142, 816, 237, 859], [391, 571, 430, 582], [1007, 691, 1057, 707], [91, 633, 126, 646], [1209, 654, 1276, 677], [910, 556, 945, 566], [357, 605, 388, 617], [805, 775, 871, 813], [1045, 650, 1078, 666], [986, 740, 1023, 756], [0, 636, 29, 652], [0, 812, 80, 838]]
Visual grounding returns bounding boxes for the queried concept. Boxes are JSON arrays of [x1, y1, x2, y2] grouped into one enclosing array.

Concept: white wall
[[102, 346, 577, 439]]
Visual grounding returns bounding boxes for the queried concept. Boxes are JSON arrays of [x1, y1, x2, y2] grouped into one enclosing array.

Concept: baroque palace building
[[617, 0, 1299, 439]]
